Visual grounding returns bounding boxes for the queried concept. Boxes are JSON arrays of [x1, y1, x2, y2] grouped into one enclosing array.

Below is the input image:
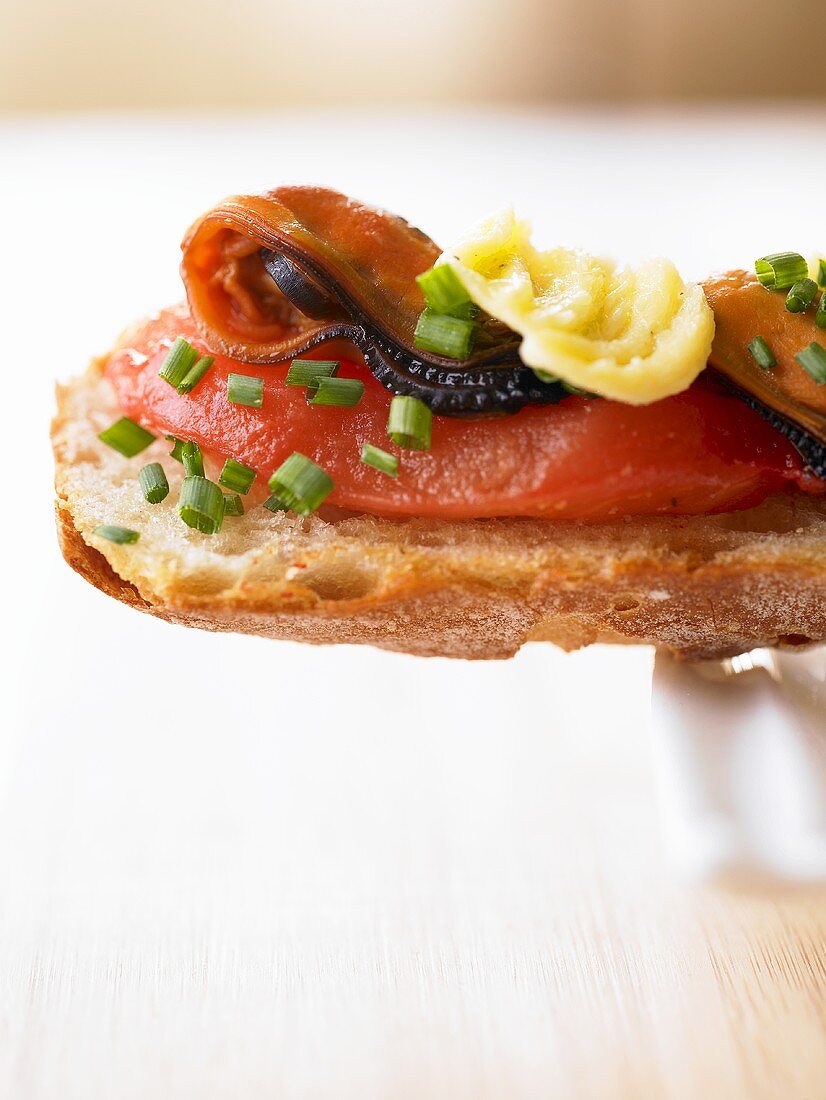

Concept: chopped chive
[[166, 435, 186, 463], [263, 494, 288, 513], [227, 373, 264, 408], [755, 252, 808, 290], [139, 462, 169, 504], [177, 355, 214, 395], [98, 417, 155, 457], [795, 342, 826, 384], [94, 524, 139, 544], [387, 395, 432, 450], [816, 259, 826, 290], [786, 278, 818, 314], [222, 492, 245, 516], [535, 372, 596, 398], [219, 457, 256, 495], [267, 453, 334, 515], [178, 476, 225, 534], [286, 359, 339, 390], [747, 336, 776, 371], [416, 265, 477, 319], [414, 308, 476, 360], [360, 443, 399, 477], [310, 376, 365, 407], [158, 337, 199, 389], [181, 440, 204, 478], [816, 293, 826, 330]]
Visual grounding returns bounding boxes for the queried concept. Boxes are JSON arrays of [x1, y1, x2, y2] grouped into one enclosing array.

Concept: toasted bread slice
[[52, 356, 826, 660]]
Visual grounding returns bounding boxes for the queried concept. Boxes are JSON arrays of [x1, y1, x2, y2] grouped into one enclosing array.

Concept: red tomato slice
[[105, 306, 822, 521]]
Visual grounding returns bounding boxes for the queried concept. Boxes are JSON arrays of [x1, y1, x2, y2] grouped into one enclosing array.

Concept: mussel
[[181, 188, 826, 473], [704, 270, 826, 478], [181, 185, 563, 415]]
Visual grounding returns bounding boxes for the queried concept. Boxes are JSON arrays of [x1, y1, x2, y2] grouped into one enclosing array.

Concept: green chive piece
[[416, 265, 477, 319], [181, 440, 204, 478], [139, 462, 169, 504], [747, 336, 777, 371], [166, 435, 186, 463], [786, 278, 818, 314], [179, 476, 225, 534], [816, 259, 826, 290], [94, 524, 139, 544], [360, 443, 399, 477], [816, 293, 826, 330], [218, 457, 256, 495], [158, 337, 199, 389], [177, 355, 214, 395], [414, 308, 476, 360], [795, 342, 826, 384], [387, 395, 432, 451], [263, 494, 288, 513], [310, 376, 365, 407], [534, 371, 596, 398], [286, 359, 339, 390], [222, 492, 245, 516], [227, 373, 264, 408], [755, 252, 808, 290], [267, 453, 334, 515], [98, 417, 155, 458]]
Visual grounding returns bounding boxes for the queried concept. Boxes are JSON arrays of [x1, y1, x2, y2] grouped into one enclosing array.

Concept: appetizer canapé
[[52, 188, 826, 658]]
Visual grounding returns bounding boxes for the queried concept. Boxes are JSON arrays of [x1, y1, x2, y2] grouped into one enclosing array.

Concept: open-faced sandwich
[[52, 187, 826, 658]]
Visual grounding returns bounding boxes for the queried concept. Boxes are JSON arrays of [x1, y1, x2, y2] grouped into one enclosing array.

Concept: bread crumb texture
[[53, 357, 826, 660]]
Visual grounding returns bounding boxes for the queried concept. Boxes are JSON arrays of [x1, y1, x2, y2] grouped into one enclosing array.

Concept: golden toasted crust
[[52, 357, 826, 660]]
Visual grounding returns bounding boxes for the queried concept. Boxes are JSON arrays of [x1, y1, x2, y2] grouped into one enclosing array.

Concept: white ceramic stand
[[651, 647, 826, 884]]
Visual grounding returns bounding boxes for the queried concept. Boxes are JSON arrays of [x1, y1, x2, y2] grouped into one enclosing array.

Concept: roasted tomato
[[106, 306, 822, 522]]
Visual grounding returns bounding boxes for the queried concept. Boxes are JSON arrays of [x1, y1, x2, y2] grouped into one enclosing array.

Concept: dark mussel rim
[[715, 380, 826, 479], [261, 250, 346, 322], [260, 248, 565, 416]]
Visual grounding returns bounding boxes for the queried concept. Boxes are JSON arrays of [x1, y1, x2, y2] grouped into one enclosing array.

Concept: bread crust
[[53, 358, 826, 660]]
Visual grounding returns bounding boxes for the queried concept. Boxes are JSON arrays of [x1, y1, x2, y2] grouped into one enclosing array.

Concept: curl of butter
[[439, 209, 715, 405]]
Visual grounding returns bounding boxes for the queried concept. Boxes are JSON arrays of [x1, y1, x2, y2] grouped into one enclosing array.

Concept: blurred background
[[2, 0, 825, 110], [2, 4, 826, 1099]]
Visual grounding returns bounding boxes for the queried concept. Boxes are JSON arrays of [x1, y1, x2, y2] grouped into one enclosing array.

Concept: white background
[[2, 109, 826, 1098]]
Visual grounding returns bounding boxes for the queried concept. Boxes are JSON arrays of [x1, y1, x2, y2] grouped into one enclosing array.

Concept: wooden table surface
[[3, 109, 826, 1099]]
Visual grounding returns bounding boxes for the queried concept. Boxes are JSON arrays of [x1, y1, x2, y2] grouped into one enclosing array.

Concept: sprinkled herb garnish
[[286, 360, 339, 390], [98, 417, 155, 457], [416, 265, 477, 319], [387, 395, 432, 450], [748, 336, 777, 371], [219, 458, 256, 495], [177, 355, 214, 395], [310, 377, 365, 407], [795, 343, 826, 384], [179, 476, 225, 534], [267, 453, 334, 515], [139, 462, 169, 503], [222, 492, 245, 516], [414, 309, 476, 360], [94, 524, 140, 544], [786, 279, 818, 314], [361, 443, 399, 477], [755, 253, 808, 291], [227, 373, 264, 408], [158, 337, 199, 389], [181, 440, 205, 478]]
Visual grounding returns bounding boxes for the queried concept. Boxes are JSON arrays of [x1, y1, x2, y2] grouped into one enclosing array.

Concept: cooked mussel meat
[[181, 186, 563, 415], [704, 269, 826, 477]]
